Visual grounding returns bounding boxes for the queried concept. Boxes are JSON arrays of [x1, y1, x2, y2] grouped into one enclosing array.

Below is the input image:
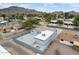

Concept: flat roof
[[65, 19, 74, 21], [0, 45, 10, 55], [64, 21, 73, 24], [34, 30, 54, 41], [74, 41, 79, 46], [59, 30, 79, 42], [0, 21, 8, 24], [51, 20, 57, 22]]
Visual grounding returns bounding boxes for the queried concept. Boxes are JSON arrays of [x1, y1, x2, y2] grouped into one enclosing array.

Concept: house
[[64, 18, 74, 25], [50, 18, 74, 26], [64, 18, 74, 21], [0, 20, 8, 25], [14, 29, 57, 54], [64, 21, 73, 25], [59, 30, 79, 47], [0, 17, 4, 20], [50, 20, 57, 24]]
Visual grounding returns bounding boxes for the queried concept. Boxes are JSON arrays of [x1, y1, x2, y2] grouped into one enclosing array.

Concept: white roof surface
[[65, 19, 74, 21], [64, 21, 73, 24], [0, 21, 8, 24], [0, 45, 10, 55], [51, 20, 57, 22], [34, 30, 54, 41]]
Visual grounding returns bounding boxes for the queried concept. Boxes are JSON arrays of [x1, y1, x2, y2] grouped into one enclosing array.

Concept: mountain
[[0, 6, 79, 17], [52, 11, 64, 15], [66, 11, 79, 15], [52, 11, 79, 16], [0, 6, 41, 16]]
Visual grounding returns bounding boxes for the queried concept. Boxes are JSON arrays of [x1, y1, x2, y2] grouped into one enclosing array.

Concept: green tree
[[20, 17, 40, 28], [56, 20, 64, 25], [43, 13, 55, 23], [51, 14, 56, 20], [68, 14, 74, 19], [64, 12, 69, 19], [64, 12, 75, 19], [27, 14, 37, 17], [9, 14, 16, 19], [73, 15, 79, 26], [18, 14, 25, 20], [1, 14, 6, 20]]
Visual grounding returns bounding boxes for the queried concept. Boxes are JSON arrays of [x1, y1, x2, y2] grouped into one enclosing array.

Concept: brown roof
[[59, 30, 79, 42], [44, 30, 79, 55]]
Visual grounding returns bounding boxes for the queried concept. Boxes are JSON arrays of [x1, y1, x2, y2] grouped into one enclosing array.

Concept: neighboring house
[[59, 39, 73, 46], [34, 16, 42, 21], [60, 39, 79, 47], [50, 18, 64, 23], [57, 18, 64, 21], [0, 20, 8, 25], [13, 23, 23, 30], [64, 18, 74, 25], [0, 21, 23, 33], [50, 18, 74, 26], [64, 18, 74, 21], [0, 17, 4, 20], [64, 21, 73, 25], [59, 30, 79, 47], [50, 20, 57, 24]]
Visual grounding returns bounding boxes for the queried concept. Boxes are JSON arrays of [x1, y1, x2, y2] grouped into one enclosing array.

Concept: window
[[36, 45, 40, 49], [70, 41, 73, 44], [61, 39, 64, 41], [42, 34, 46, 36]]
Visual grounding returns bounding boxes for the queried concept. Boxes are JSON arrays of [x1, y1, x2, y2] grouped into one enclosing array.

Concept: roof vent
[[42, 34, 46, 36]]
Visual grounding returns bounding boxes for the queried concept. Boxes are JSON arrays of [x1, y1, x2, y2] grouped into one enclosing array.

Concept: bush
[[56, 20, 64, 25], [73, 15, 79, 26]]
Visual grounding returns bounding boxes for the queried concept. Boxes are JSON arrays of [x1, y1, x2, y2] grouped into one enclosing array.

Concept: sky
[[0, 3, 79, 12]]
